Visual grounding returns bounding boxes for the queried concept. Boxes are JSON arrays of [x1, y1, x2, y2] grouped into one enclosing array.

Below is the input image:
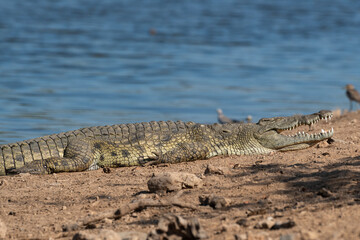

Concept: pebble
[[254, 217, 275, 229], [316, 141, 329, 148], [317, 187, 333, 198], [236, 218, 250, 227], [147, 172, 202, 192], [148, 214, 207, 240], [199, 194, 231, 209], [204, 164, 231, 175], [271, 219, 296, 229]]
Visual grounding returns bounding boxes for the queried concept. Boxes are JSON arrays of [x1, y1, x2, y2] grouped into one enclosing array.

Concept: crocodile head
[[253, 110, 333, 151]]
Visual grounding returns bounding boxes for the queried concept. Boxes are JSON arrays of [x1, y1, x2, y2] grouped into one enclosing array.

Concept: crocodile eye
[[258, 118, 272, 124]]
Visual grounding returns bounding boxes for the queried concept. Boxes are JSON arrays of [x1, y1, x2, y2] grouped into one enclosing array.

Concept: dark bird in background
[[345, 84, 360, 111], [217, 109, 252, 124]]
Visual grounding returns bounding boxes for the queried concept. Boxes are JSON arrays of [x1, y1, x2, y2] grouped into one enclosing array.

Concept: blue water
[[1, 0, 360, 143]]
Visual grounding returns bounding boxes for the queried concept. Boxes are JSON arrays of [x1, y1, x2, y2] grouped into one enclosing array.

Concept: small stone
[[316, 141, 329, 148], [136, 194, 149, 200], [147, 172, 202, 193], [246, 208, 267, 217], [233, 163, 241, 169], [62, 223, 79, 232], [148, 215, 207, 240], [254, 217, 275, 229], [199, 195, 231, 209], [294, 201, 305, 209], [204, 164, 231, 175], [8, 211, 16, 216], [271, 219, 296, 229], [317, 187, 333, 198], [236, 218, 250, 227]]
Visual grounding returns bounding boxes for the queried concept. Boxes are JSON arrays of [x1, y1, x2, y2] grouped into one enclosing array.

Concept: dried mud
[[1, 110, 360, 240]]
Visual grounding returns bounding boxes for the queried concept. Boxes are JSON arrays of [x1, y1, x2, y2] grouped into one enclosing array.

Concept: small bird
[[345, 84, 360, 111], [216, 109, 252, 124]]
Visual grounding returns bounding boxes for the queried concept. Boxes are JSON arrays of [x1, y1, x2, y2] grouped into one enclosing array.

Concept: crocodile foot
[[6, 160, 48, 175]]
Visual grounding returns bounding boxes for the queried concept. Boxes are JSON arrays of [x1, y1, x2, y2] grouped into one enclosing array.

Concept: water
[[0, 0, 360, 143]]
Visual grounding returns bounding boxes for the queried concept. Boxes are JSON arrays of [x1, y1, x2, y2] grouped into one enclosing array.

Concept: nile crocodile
[[0, 110, 333, 175]]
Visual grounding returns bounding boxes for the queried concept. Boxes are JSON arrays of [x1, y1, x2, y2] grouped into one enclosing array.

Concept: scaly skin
[[0, 110, 334, 175]]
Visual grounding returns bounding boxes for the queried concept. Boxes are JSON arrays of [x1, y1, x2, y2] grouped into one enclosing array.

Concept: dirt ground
[[1, 110, 360, 240]]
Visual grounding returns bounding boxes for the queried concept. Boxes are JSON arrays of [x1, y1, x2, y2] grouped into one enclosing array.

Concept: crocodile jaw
[[254, 110, 334, 151], [255, 128, 334, 151]]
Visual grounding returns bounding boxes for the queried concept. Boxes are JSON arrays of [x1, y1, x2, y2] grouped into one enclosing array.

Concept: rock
[[246, 208, 267, 217], [73, 230, 147, 240], [62, 223, 79, 232], [147, 214, 207, 240], [236, 218, 250, 227], [271, 219, 296, 229], [316, 141, 329, 148], [254, 217, 275, 229], [0, 218, 7, 239], [147, 172, 202, 193], [199, 194, 231, 209], [204, 164, 231, 175], [317, 187, 333, 198], [235, 233, 247, 240]]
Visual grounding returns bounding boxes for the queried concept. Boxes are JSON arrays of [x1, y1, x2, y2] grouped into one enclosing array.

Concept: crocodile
[[0, 110, 333, 175]]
